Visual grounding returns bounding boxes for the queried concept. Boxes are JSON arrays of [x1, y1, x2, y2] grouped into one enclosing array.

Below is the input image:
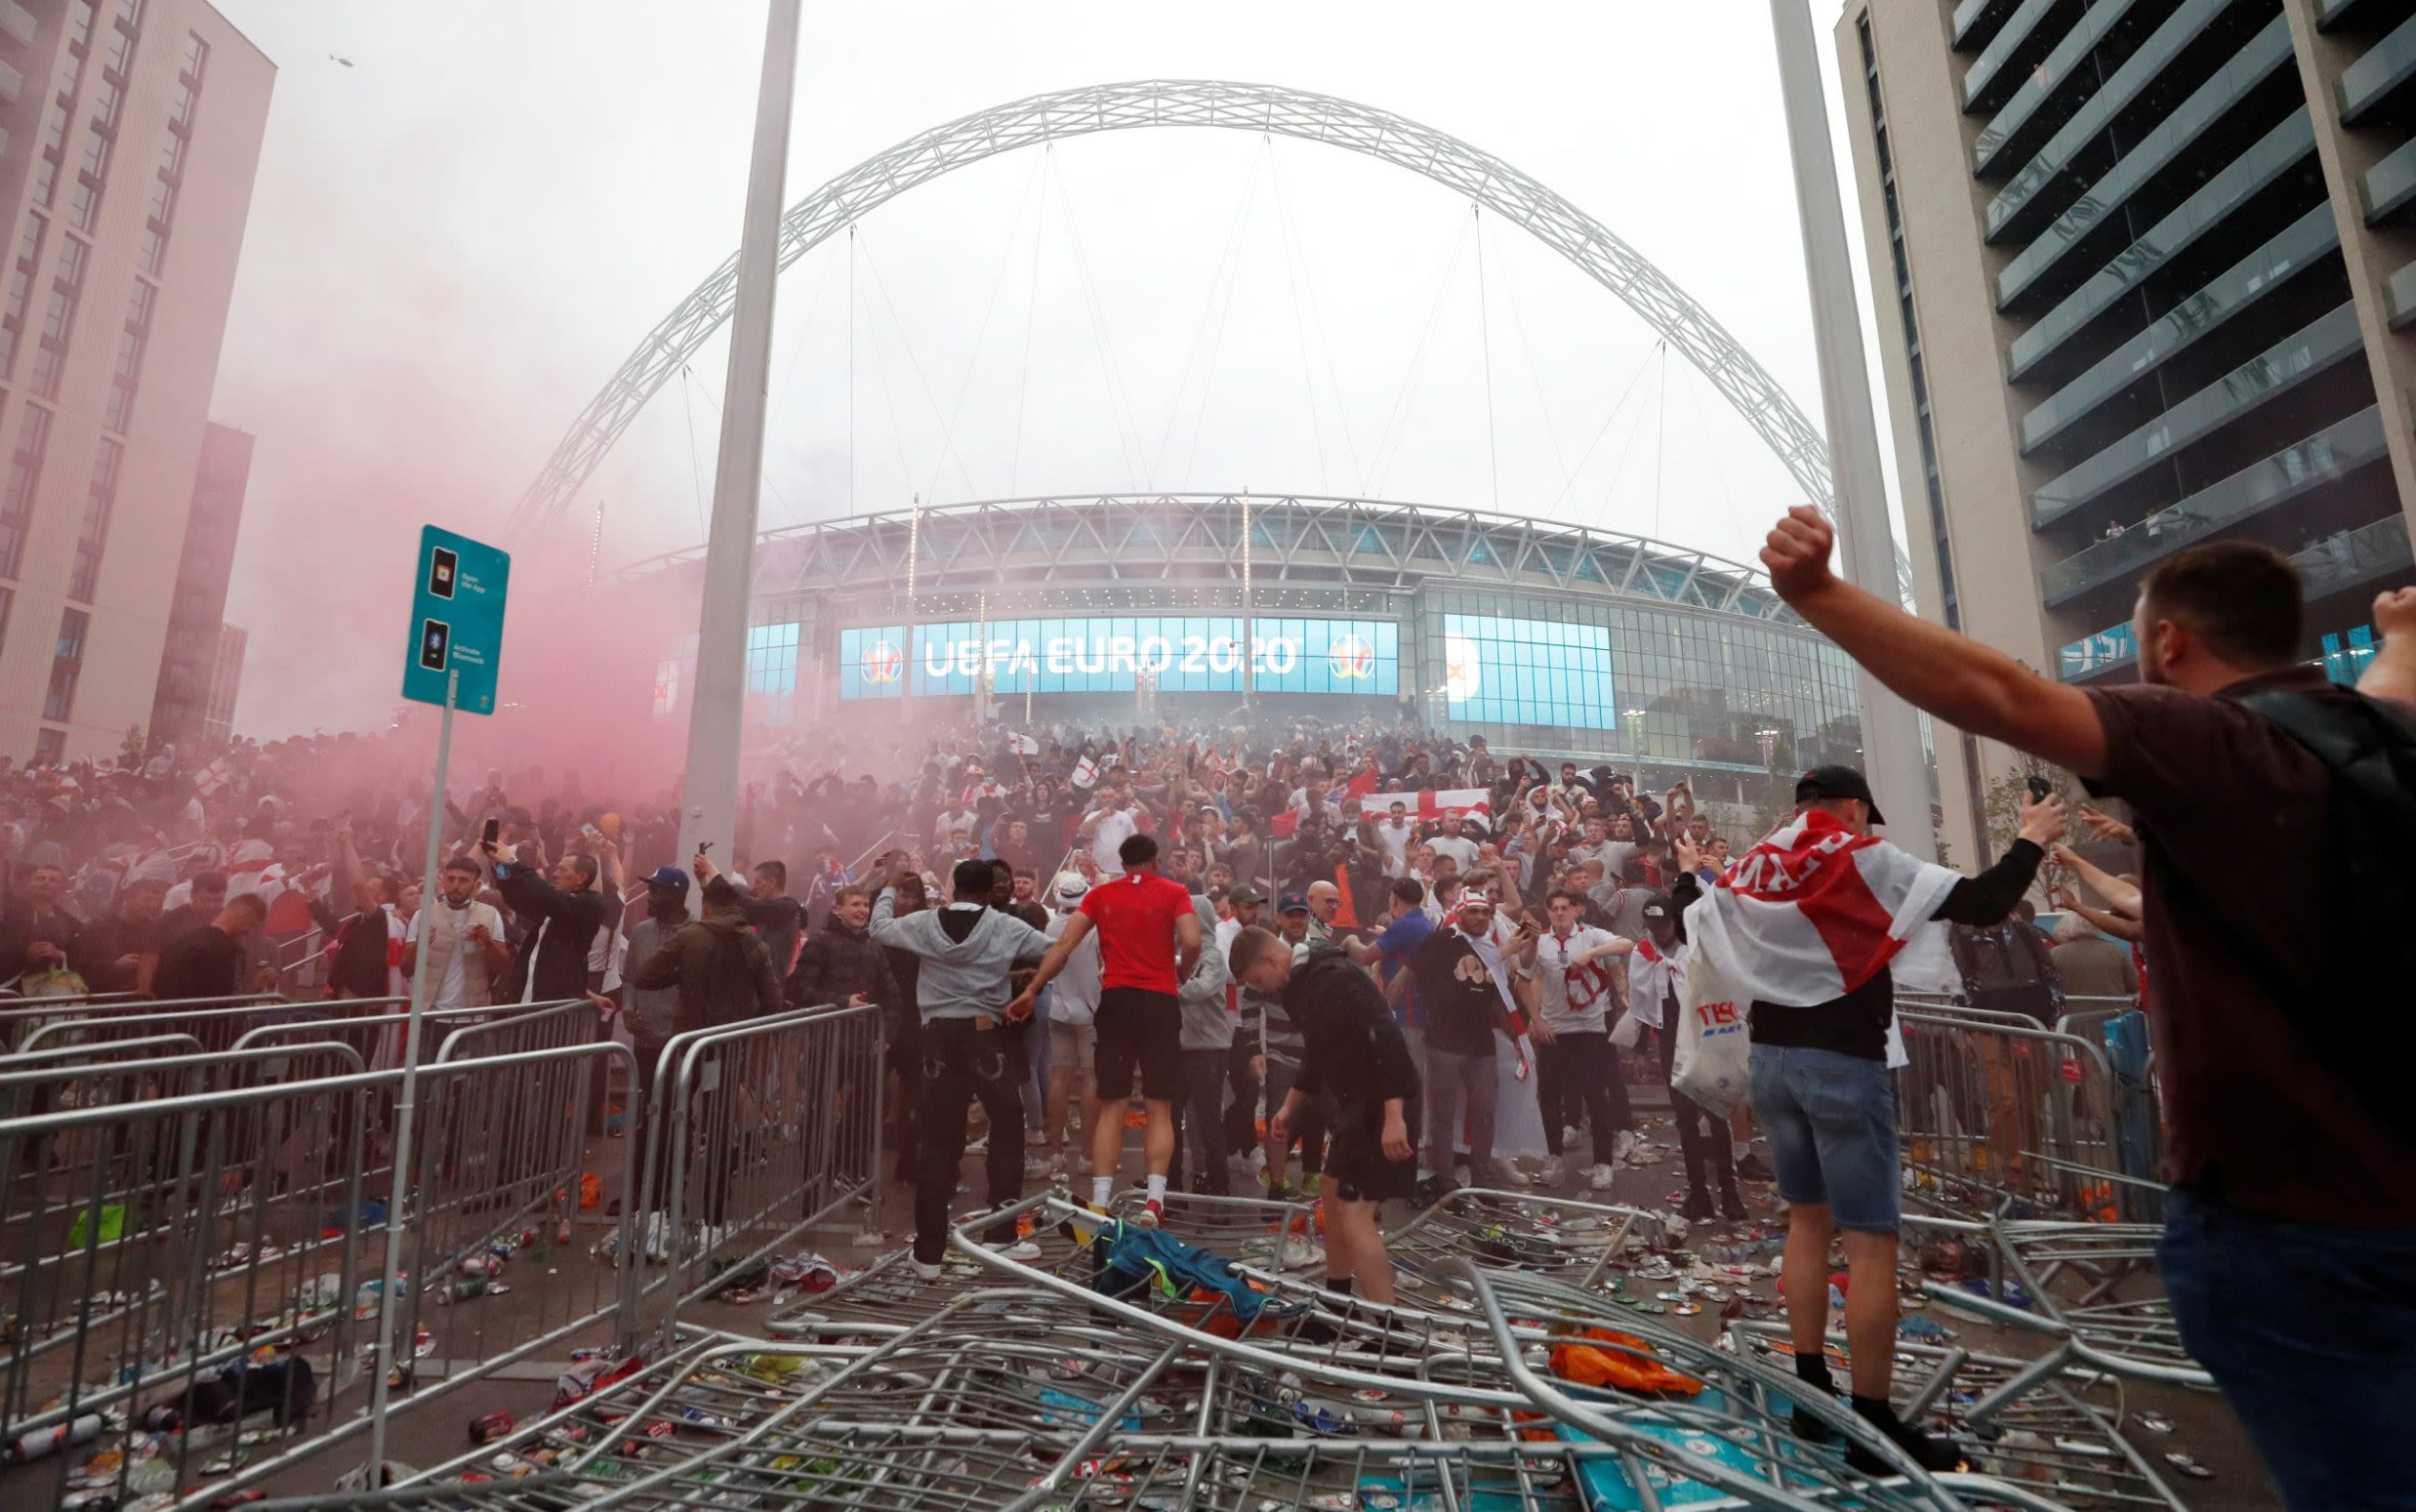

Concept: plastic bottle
[[6, 1414, 102, 1464]]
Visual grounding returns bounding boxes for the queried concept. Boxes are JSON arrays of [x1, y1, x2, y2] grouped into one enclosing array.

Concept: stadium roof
[[614, 492, 1799, 624]]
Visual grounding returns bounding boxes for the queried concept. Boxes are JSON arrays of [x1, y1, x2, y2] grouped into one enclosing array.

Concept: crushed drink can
[[469, 1410, 514, 1446]]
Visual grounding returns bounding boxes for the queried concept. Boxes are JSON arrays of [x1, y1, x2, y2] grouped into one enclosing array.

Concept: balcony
[[1992, 15, 2293, 271], [0, 3, 31, 48], [2021, 203, 2339, 454], [2339, 11, 2416, 124], [2037, 405, 2388, 606], [1953, 0, 2026, 50], [2005, 108, 2314, 382], [1975, 0, 2152, 176], [2058, 514, 2414, 680], [1963, 0, 2072, 114], [2391, 259, 2416, 327], [2029, 302, 2364, 526]]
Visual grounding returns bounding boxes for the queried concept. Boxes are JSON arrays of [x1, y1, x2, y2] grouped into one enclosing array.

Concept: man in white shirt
[[1082, 786, 1145, 877], [932, 805, 981, 854], [1372, 801, 1416, 878], [1039, 874, 1102, 1180], [1427, 813, 1481, 874], [1515, 886, 1635, 1189], [402, 856, 511, 1014]]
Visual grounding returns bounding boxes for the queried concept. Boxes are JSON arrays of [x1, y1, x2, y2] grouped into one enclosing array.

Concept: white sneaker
[[1615, 1130, 1640, 1165], [1495, 1164, 1531, 1189], [907, 1255, 944, 1282], [1022, 1154, 1053, 1180], [1537, 1157, 1565, 1188], [989, 1238, 1044, 1262], [641, 1211, 668, 1264], [1585, 1164, 1617, 1192]]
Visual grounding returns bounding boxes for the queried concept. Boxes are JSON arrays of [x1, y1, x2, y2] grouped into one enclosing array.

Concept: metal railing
[[1894, 1008, 2148, 1223], [0, 1037, 637, 1510], [630, 1001, 883, 1341]]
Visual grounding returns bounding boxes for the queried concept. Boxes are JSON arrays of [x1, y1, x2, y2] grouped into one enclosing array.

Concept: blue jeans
[[2160, 1187, 2416, 1510], [1746, 1044, 1899, 1233]]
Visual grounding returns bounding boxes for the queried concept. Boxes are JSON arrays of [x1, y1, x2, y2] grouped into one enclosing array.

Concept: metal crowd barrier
[[630, 1001, 884, 1340], [1893, 1008, 2151, 1223], [0, 1037, 638, 1510], [8, 994, 403, 1059], [1919, 1216, 2210, 1394], [0, 992, 286, 1052]]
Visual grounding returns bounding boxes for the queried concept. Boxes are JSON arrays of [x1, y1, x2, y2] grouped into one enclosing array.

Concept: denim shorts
[[1747, 1043, 1900, 1233]]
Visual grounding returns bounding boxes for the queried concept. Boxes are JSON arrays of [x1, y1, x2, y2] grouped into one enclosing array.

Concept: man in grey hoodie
[[1168, 891, 1233, 1195], [872, 857, 1054, 1277]]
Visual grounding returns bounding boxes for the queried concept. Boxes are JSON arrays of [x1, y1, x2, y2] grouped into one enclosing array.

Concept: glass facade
[[1417, 587, 1863, 772]]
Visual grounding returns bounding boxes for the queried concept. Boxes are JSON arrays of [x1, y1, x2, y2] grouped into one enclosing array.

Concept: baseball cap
[[1794, 764, 1886, 825], [1227, 884, 1266, 906], [1639, 893, 1674, 923], [643, 864, 691, 892], [1277, 891, 1309, 915]]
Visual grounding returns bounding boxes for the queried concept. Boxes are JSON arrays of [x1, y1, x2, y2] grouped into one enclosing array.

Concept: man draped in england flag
[[1665, 765, 2066, 1475]]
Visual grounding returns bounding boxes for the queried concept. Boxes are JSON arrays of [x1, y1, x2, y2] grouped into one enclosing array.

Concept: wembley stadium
[[620, 491, 1866, 785]]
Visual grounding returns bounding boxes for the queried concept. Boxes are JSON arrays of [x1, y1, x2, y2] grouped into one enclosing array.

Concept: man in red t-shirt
[[1012, 833, 1202, 1226]]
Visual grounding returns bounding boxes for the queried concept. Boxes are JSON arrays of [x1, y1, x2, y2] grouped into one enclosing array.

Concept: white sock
[[1145, 1173, 1167, 1206], [1090, 1175, 1112, 1208]]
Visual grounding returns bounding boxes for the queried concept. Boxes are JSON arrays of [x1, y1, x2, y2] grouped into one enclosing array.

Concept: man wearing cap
[[1668, 764, 2060, 1472]]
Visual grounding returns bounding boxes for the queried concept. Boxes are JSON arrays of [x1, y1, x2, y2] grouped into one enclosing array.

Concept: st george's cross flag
[[1680, 807, 1960, 1075]]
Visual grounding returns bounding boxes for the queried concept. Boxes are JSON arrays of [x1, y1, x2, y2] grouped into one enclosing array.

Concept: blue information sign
[[400, 525, 510, 715]]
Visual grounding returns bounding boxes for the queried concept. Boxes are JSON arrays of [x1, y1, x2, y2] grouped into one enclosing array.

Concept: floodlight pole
[[678, 0, 801, 866], [1769, 0, 1935, 861]]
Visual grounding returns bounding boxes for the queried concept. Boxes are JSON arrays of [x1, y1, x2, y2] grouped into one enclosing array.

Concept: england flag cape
[[1680, 809, 1962, 1069]]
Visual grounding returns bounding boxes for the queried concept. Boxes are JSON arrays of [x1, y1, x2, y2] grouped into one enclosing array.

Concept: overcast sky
[[208, 0, 1895, 738]]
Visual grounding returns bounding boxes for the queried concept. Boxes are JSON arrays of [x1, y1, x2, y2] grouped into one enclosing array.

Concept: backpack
[[2232, 688, 2416, 1144]]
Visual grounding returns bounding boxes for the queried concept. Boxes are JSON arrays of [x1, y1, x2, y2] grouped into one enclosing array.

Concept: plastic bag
[[1608, 1010, 1643, 1051], [1669, 955, 1750, 1116]]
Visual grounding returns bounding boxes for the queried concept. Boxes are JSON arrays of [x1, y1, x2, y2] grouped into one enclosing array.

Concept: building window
[[181, 29, 207, 81], [0, 402, 54, 578], [28, 235, 89, 400], [32, 727, 62, 765], [43, 607, 88, 722], [0, 213, 47, 378], [69, 435, 121, 601], [102, 279, 151, 432]]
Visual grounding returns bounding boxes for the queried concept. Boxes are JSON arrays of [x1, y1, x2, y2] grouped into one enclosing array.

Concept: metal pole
[[677, 0, 803, 865], [1240, 491, 1254, 707], [1768, 0, 1935, 861], [367, 668, 453, 1478]]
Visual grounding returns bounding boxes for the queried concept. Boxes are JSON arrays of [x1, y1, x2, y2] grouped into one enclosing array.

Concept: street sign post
[[370, 525, 510, 1478]]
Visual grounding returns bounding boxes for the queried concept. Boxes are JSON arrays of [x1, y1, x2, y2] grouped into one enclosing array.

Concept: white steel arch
[[515, 79, 1875, 577]]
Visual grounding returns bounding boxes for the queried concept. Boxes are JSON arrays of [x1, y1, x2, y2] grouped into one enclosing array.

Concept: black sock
[[1794, 1353, 1833, 1390], [1851, 1394, 1896, 1423], [1327, 1276, 1355, 1297]]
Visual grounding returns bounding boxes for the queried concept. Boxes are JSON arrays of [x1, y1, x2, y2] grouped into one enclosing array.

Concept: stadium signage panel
[[838, 616, 1398, 699]]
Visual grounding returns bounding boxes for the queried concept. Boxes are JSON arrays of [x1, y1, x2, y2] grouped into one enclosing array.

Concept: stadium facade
[[628, 493, 1867, 787]]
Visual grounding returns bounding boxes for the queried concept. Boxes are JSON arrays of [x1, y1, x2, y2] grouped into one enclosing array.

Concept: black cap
[[1795, 764, 1886, 825]]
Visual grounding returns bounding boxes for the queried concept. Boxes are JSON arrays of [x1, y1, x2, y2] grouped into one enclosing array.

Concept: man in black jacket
[[1230, 928, 1418, 1307], [786, 883, 896, 1010], [484, 839, 604, 1004]]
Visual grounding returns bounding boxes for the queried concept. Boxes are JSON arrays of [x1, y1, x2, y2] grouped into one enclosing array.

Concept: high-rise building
[[200, 615, 235, 740], [1836, 0, 2416, 866], [0, 0, 270, 764], [148, 414, 245, 745]]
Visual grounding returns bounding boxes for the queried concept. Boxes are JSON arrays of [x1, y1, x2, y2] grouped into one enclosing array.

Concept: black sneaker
[[1734, 1151, 1775, 1182], [1847, 1399, 1966, 1475], [1680, 1187, 1716, 1222], [1791, 1406, 1837, 1446], [1719, 1184, 1749, 1221]]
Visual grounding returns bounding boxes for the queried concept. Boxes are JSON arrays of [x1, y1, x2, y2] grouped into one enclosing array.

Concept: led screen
[[837, 617, 1398, 699], [1442, 613, 1617, 729]]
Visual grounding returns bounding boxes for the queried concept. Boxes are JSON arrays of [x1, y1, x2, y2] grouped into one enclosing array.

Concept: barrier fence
[[1892, 1004, 2169, 1223], [631, 1001, 884, 1342], [0, 1036, 636, 1510]]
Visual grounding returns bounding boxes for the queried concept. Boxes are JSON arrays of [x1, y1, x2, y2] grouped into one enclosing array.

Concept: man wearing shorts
[[1013, 834, 1201, 1228], [1037, 873, 1101, 1180], [1230, 924, 1418, 1306]]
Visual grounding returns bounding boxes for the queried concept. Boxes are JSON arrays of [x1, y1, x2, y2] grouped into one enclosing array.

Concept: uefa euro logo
[[1330, 634, 1374, 680], [859, 639, 903, 685]]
